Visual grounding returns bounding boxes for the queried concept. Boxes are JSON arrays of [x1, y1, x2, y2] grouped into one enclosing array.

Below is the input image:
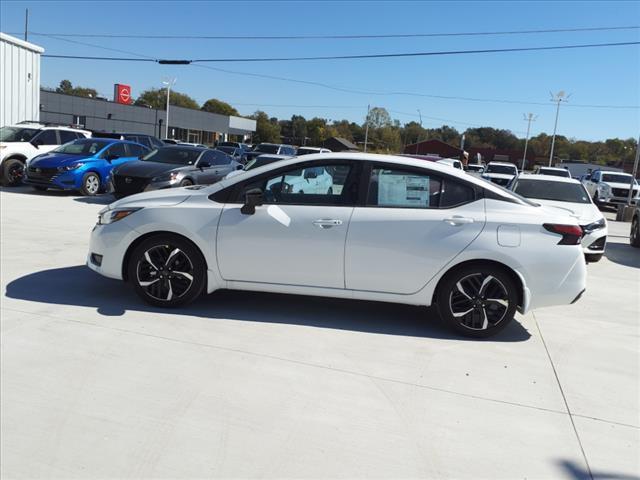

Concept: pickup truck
[[582, 169, 639, 207]]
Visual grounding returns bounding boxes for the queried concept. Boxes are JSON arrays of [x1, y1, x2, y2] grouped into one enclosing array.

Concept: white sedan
[[88, 153, 587, 338], [509, 174, 607, 262]]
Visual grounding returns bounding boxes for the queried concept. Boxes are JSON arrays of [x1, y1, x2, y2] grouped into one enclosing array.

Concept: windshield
[[255, 144, 279, 154], [539, 168, 570, 178], [602, 173, 637, 184], [142, 147, 202, 165], [244, 157, 280, 171], [467, 165, 484, 171], [514, 179, 591, 204], [486, 164, 517, 175], [53, 139, 111, 155], [217, 146, 236, 154], [0, 126, 39, 142]]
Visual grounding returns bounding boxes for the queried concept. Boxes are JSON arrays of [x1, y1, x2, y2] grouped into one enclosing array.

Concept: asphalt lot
[[1, 186, 639, 480]]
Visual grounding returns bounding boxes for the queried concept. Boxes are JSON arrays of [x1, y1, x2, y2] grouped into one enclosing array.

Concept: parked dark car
[[216, 146, 244, 161], [110, 145, 241, 198], [91, 131, 165, 150]]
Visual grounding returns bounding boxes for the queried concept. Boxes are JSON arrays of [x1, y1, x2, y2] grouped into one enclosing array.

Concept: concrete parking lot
[[1, 186, 638, 479]]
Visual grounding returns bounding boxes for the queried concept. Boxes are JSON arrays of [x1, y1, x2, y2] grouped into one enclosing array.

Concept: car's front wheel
[[80, 172, 101, 196], [1, 159, 25, 187], [127, 234, 206, 307], [631, 216, 640, 248], [436, 264, 518, 338], [180, 178, 193, 187]]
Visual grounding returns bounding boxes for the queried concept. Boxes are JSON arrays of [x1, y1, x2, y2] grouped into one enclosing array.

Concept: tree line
[[52, 80, 637, 167]]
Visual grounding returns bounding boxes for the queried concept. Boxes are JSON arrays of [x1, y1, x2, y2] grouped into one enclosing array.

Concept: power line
[[42, 41, 640, 64], [12, 25, 640, 40]]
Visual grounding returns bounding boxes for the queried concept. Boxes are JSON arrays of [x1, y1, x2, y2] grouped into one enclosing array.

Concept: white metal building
[[0, 32, 43, 127]]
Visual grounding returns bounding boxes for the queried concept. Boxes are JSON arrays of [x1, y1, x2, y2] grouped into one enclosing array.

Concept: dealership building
[[1, 32, 256, 144]]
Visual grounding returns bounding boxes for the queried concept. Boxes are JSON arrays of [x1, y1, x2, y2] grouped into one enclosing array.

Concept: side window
[[150, 137, 164, 149], [198, 151, 215, 166], [138, 136, 152, 148], [104, 143, 127, 158], [367, 168, 442, 208], [211, 151, 231, 165], [440, 178, 475, 207], [235, 163, 354, 206], [126, 143, 147, 157], [59, 131, 77, 144], [34, 130, 59, 145]]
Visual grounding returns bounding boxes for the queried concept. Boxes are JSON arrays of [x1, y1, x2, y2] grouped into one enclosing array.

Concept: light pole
[[522, 113, 537, 171], [363, 104, 370, 152], [548, 91, 570, 167], [162, 77, 176, 139], [416, 109, 423, 154]]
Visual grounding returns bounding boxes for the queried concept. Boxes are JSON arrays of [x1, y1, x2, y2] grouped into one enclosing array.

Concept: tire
[[180, 178, 193, 187], [1, 158, 25, 187], [32, 186, 48, 191], [80, 172, 101, 196], [585, 253, 603, 263], [436, 264, 518, 338], [631, 216, 640, 248], [127, 234, 206, 308]]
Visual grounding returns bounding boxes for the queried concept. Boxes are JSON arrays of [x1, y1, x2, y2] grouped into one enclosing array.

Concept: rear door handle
[[313, 219, 343, 229], [443, 216, 474, 226]]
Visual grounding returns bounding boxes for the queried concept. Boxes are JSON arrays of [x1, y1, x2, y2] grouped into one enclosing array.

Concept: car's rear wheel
[[80, 172, 101, 196], [631, 216, 640, 248], [127, 234, 206, 307], [437, 264, 518, 338], [1, 159, 25, 187], [585, 253, 603, 263]]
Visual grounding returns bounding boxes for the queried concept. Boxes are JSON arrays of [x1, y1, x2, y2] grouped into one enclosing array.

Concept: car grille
[[612, 188, 630, 197], [113, 175, 149, 196], [27, 166, 59, 183]]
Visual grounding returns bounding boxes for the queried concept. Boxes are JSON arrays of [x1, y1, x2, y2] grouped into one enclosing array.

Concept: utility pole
[[548, 91, 570, 167], [627, 134, 640, 206], [162, 77, 176, 139], [363, 104, 370, 152], [24, 9, 28, 41], [522, 113, 537, 171]]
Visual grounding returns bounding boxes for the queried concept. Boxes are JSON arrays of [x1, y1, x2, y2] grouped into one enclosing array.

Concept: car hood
[[113, 160, 186, 178], [484, 172, 516, 179], [30, 153, 93, 167], [106, 189, 193, 210], [532, 199, 602, 223]]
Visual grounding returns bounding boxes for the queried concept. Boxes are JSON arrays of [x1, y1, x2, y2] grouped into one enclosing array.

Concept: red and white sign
[[114, 84, 132, 104]]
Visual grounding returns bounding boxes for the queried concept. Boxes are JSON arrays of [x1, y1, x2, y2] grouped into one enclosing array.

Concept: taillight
[[543, 223, 583, 245]]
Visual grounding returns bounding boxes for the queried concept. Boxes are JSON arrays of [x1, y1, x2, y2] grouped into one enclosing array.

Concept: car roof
[[219, 152, 522, 200], [538, 166, 569, 171], [516, 173, 581, 184], [487, 161, 517, 166]]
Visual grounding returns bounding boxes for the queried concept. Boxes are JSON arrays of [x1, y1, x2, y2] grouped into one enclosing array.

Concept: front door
[[216, 162, 357, 288], [345, 165, 486, 294]]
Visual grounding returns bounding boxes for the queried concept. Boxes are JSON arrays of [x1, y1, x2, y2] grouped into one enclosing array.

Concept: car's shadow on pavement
[[73, 195, 115, 205], [604, 242, 640, 268], [5, 265, 531, 342], [0, 185, 114, 204]]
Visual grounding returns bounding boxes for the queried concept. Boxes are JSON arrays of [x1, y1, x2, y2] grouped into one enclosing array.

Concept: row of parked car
[[0, 121, 333, 197]]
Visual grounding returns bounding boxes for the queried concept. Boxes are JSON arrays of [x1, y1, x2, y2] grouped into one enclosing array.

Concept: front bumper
[[24, 169, 81, 190], [597, 195, 638, 206], [86, 220, 141, 280], [581, 225, 607, 254]]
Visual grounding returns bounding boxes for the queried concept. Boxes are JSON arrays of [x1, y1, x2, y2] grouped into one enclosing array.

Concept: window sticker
[[378, 171, 431, 207]]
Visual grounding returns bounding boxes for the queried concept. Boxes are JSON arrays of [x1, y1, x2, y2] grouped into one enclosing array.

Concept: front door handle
[[313, 219, 343, 229], [443, 216, 474, 226]]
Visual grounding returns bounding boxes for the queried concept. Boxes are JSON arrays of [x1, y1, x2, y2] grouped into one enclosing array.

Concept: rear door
[[345, 164, 486, 294], [216, 160, 359, 288]]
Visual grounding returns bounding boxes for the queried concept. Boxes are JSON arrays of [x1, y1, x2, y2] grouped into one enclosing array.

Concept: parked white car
[[296, 146, 332, 155], [88, 153, 587, 338], [481, 161, 518, 187], [582, 169, 639, 207], [0, 122, 90, 186], [509, 174, 607, 262], [532, 166, 572, 178], [466, 164, 485, 176]]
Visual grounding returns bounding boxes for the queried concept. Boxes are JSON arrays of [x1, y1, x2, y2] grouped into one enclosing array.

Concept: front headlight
[[58, 163, 85, 172], [98, 207, 142, 225], [152, 172, 179, 183], [583, 218, 606, 233], [597, 183, 611, 192]]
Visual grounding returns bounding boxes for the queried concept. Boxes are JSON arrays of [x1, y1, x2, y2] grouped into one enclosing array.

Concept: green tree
[[366, 107, 392, 129], [201, 98, 239, 116], [251, 111, 281, 143], [55, 79, 98, 98], [134, 88, 199, 110]]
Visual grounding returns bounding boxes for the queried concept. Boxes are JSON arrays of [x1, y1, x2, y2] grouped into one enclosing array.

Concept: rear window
[[514, 179, 591, 204]]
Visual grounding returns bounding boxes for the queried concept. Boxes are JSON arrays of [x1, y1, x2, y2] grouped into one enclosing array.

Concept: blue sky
[[1, 0, 639, 141]]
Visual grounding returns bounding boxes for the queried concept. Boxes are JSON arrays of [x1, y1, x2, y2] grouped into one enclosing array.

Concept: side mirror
[[199, 161, 211, 169], [304, 169, 317, 179], [240, 188, 264, 215]]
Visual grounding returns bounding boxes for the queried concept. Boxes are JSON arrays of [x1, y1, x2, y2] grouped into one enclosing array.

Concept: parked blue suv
[[24, 138, 150, 195]]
